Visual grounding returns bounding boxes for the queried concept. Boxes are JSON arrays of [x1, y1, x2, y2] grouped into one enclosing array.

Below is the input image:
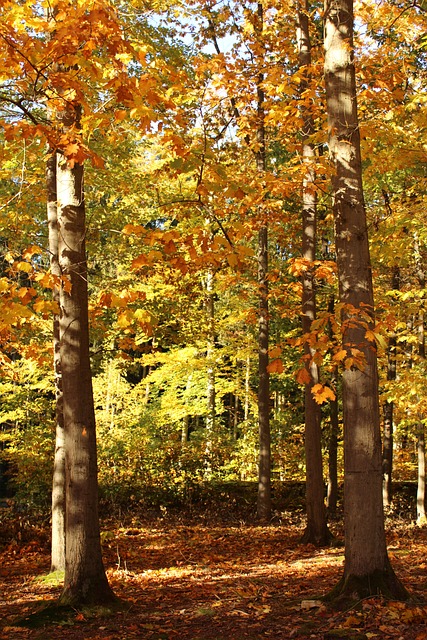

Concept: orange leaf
[[267, 359, 284, 374], [296, 367, 311, 385]]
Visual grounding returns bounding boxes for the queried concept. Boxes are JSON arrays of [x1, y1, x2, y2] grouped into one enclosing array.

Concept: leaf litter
[[1, 517, 427, 639]]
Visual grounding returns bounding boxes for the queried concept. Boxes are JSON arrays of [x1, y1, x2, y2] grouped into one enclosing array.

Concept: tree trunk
[[383, 265, 399, 507], [327, 297, 339, 516], [324, 0, 407, 599], [415, 236, 426, 523], [417, 422, 426, 523], [56, 104, 115, 606], [327, 383, 339, 516], [205, 269, 216, 474], [257, 220, 271, 521], [298, 0, 331, 547], [255, 2, 271, 523], [47, 150, 66, 573], [244, 353, 250, 422]]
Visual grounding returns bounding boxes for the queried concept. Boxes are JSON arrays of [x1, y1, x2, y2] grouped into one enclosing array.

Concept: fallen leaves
[[1, 519, 427, 639]]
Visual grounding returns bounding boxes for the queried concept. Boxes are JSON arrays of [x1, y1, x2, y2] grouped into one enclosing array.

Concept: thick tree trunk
[[56, 105, 115, 606], [298, 0, 331, 547], [324, 0, 407, 599], [47, 151, 66, 573]]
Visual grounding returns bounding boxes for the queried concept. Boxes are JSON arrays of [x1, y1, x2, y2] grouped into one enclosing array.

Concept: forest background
[[1, 0, 427, 600]]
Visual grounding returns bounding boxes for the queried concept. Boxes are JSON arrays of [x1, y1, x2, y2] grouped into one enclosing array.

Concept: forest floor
[[1, 508, 427, 640]]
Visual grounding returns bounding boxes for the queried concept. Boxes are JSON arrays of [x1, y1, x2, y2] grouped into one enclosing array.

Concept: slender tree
[[324, 0, 407, 598], [255, 1, 272, 522], [297, 0, 331, 546], [326, 296, 339, 515], [415, 234, 426, 523], [383, 264, 399, 507], [47, 151, 66, 573]]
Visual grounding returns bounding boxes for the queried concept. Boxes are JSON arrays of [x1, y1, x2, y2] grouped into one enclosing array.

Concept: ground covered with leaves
[[1, 508, 427, 639]]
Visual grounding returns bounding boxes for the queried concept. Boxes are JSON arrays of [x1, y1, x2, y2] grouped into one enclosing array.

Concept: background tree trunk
[[324, 0, 407, 599], [383, 265, 399, 507], [205, 269, 216, 474], [327, 297, 339, 516], [298, 0, 331, 547], [47, 151, 66, 573], [415, 236, 426, 523], [57, 104, 115, 606], [255, 2, 271, 523]]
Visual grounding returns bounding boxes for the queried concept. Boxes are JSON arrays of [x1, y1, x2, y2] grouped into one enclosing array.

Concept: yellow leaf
[[117, 312, 131, 328], [312, 383, 336, 404], [16, 261, 32, 273]]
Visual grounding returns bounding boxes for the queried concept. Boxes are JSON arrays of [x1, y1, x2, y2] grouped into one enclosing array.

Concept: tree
[[56, 101, 115, 605], [47, 150, 66, 573], [382, 264, 399, 508], [254, 1, 272, 523], [297, 0, 331, 546], [324, 0, 407, 598]]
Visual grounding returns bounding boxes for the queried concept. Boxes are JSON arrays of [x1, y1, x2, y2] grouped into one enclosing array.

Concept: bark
[[415, 237, 426, 523], [244, 353, 250, 422], [382, 265, 399, 507], [205, 270, 216, 474], [298, 0, 331, 547], [324, 0, 407, 599], [47, 151, 66, 573], [256, 2, 271, 523], [233, 392, 239, 440], [327, 383, 339, 516], [56, 104, 115, 606], [327, 297, 339, 516], [417, 422, 426, 523], [257, 220, 271, 521]]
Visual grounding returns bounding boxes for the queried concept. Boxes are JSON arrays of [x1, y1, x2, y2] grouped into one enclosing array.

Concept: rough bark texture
[[47, 151, 66, 573], [324, 0, 407, 599], [56, 105, 115, 606], [298, 0, 331, 547]]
